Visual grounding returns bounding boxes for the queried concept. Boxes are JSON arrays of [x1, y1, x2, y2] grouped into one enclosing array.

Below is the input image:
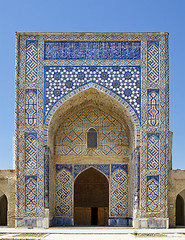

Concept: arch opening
[[46, 87, 140, 150], [176, 190, 185, 226], [74, 167, 109, 226], [0, 191, 7, 226], [46, 88, 140, 226]]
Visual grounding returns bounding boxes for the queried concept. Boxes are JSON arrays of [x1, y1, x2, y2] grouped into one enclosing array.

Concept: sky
[[0, 0, 184, 170]]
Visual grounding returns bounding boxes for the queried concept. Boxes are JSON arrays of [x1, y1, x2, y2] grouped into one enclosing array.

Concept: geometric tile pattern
[[44, 66, 141, 120], [25, 132, 37, 169], [25, 41, 38, 83], [110, 164, 128, 217], [43, 81, 141, 148], [55, 165, 73, 217], [74, 164, 110, 180], [25, 176, 37, 212], [147, 133, 160, 170], [44, 146, 49, 208], [140, 35, 168, 219], [44, 41, 141, 60], [55, 106, 129, 156], [147, 89, 159, 127], [134, 147, 140, 209], [25, 89, 37, 126], [146, 176, 159, 212], [147, 41, 159, 83], [15, 33, 169, 222], [55, 164, 128, 218]]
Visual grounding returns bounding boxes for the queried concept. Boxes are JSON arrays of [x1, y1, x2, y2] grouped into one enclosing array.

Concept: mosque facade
[[1, 31, 184, 229], [3, 32, 185, 229], [12, 32, 171, 228]]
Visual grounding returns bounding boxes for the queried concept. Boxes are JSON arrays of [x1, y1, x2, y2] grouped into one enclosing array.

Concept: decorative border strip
[[44, 41, 141, 60]]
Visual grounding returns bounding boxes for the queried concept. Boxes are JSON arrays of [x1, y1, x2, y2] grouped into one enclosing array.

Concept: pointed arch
[[0, 191, 7, 226], [175, 189, 185, 226], [176, 194, 184, 226], [44, 85, 140, 147], [74, 166, 109, 182], [74, 167, 109, 226], [47, 86, 140, 226]]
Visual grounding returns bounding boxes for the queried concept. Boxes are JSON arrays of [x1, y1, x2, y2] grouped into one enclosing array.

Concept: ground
[[0, 227, 185, 240]]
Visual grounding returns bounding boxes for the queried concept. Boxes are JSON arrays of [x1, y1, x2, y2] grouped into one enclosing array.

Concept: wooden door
[[74, 207, 91, 226], [98, 207, 108, 226]]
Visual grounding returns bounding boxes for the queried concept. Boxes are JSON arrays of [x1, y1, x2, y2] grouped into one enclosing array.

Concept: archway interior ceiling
[[47, 87, 137, 150], [55, 106, 129, 156]]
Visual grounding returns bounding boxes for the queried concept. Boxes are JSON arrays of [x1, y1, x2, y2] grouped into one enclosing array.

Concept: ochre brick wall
[[168, 170, 185, 227], [0, 170, 15, 227]]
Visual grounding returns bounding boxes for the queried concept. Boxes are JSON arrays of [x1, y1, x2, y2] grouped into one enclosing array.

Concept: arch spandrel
[[44, 85, 141, 148], [74, 166, 110, 182], [176, 189, 185, 199]]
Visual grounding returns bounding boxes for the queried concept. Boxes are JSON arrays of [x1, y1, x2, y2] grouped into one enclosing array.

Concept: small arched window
[[87, 128, 97, 148]]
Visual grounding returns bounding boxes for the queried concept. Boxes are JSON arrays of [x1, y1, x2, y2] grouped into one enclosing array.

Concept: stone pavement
[[0, 227, 184, 240]]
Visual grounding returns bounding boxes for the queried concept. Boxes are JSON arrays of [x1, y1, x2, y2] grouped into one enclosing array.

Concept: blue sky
[[0, 0, 184, 169]]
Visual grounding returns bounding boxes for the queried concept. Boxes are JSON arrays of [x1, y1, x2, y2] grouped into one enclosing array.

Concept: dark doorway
[[0, 194, 7, 226], [91, 207, 98, 225], [74, 167, 109, 226], [176, 194, 184, 226]]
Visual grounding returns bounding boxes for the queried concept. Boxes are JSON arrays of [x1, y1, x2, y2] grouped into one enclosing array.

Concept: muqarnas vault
[[15, 32, 169, 228]]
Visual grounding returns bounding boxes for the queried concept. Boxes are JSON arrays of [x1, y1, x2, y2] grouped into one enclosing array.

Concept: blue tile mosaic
[[147, 41, 159, 83], [25, 89, 37, 126], [111, 164, 128, 174], [147, 133, 160, 170], [146, 176, 159, 212], [15, 33, 169, 224], [25, 132, 37, 169], [25, 41, 38, 83], [25, 176, 37, 213], [55, 164, 128, 220], [110, 164, 128, 217], [55, 164, 73, 217], [44, 146, 49, 208], [26, 40, 38, 47], [44, 66, 141, 121], [56, 164, 73, 174], [43, 81, 141, 147], [147, 133, 160, 139], [44, 41, 141, 60], [74, 164, 110, 180], [147, 89, 159, 127], [52, 217, 73, 226], [108, 217, 132, 227], [134, 147, 140, 209]]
